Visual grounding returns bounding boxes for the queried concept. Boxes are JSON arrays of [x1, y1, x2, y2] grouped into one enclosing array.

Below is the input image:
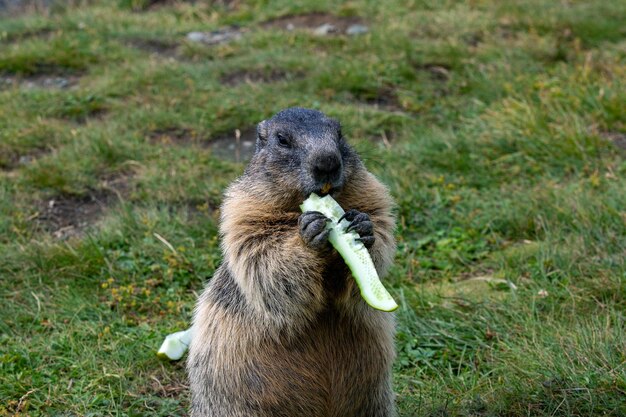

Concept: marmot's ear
[[256, 120, 268, 150]]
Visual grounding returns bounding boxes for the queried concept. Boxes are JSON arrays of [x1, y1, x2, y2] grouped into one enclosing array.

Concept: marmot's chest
[[322, 257, 352, 300]]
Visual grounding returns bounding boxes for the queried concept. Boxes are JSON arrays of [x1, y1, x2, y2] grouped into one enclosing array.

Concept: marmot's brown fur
[[188, 108, 397, 417]]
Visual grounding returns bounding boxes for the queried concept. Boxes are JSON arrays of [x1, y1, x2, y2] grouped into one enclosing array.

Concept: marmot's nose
[[312, 153, 342, 183]]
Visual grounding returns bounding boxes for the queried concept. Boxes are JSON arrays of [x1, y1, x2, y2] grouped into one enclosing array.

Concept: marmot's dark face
[[252, 107, 358, 199]]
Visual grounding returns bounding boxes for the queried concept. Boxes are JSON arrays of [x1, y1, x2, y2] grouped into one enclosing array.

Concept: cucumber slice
[[300, 193, 398, 312], [157, 329, 192, 361]]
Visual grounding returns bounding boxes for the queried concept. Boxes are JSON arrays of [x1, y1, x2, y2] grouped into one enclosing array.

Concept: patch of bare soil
[[0, 74, 80, 90], [601, 131, 626, 151], [35, 191, 113, 239], [126, 38, 180, 58], [35, 174, 132, 239], [219, 68, 302, 86], [208, 127, 256, 163], [262, 12, 364, 34], [0, 147, 49, 171], [352, 86, 403, 112], [100, 171, 134, 198]]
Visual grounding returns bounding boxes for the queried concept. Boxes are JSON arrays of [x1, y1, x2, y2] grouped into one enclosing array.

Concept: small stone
[[42, 77, 69, 89], [186, 31, 207, 43], [18, 155, 33, 165], [346, 24, 369, 36], [313, 23, 337, 36], [286, 23, 295, 31], [186, 30, 242, 45]]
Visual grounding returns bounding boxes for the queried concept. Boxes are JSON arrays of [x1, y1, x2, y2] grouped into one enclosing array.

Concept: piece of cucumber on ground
[[157, 329, 192, 361]]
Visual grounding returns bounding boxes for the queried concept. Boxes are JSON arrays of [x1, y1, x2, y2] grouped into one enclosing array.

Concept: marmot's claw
[[311, 228, 331, 248], [356, 236, 375, 249], [338, 209, 360, 224], [345, 213, 371, 233], [299, 211, 331, 250], [344, 211, 375, 248]]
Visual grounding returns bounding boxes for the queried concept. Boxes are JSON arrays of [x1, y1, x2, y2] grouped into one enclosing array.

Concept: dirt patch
[[34, 174, 132, 239], [351, 86, 403, 112], [35, 191, 113, 239], [126, 37, 180, 58], [262, 12, 364, 34], [0, 147, 49, 171], [208, 127, 256, 163], [601, 131, 626, 151], [0, 74, 79, 90], [219, 68, 302, 86], [100, 171, 134, 198]]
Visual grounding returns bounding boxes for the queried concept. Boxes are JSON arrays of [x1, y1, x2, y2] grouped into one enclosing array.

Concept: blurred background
[[0, 1, 624, 416]]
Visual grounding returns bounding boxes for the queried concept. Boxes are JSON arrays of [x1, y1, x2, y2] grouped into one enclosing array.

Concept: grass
[[0, 0, 625, 416]]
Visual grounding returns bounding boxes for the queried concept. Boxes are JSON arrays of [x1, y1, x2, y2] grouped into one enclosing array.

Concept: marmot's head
[[248, 107, 360, 200]]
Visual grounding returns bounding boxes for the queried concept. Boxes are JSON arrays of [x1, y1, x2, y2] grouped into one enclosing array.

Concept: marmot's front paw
[[298, 211, 331, 250], [338, 209, 375, 249]]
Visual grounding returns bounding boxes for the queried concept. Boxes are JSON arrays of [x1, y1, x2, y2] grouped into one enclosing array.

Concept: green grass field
[[1, 1, 625, 415]]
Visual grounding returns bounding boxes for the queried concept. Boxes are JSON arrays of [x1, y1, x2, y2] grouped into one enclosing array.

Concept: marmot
[[188, 108, 397, 417]]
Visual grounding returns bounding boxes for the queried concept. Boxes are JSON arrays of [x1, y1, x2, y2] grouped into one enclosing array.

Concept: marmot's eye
[[276, 133, 291, 148]]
